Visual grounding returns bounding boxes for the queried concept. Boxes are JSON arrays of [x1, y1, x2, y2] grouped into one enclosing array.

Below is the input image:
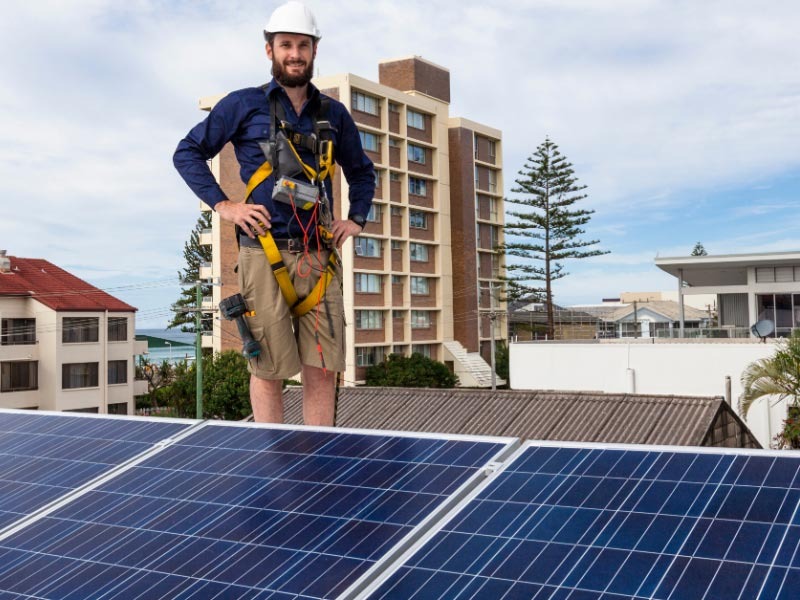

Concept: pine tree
[[168, 212, 213, 332], [503, 137, 608, 339], [691, 242, 708, 256]]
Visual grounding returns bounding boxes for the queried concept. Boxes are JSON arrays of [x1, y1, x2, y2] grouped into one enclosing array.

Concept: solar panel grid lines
[[0, 418, 517, 600], [0, 410, 199, 538], [360, 441, 800, 600]]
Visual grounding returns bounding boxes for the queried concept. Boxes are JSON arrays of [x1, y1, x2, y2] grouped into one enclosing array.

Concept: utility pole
[[195, 281, 203, 419], [489, 311, 497, 391]]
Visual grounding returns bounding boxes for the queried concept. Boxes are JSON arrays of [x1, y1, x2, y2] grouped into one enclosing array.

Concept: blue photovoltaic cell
[[0, 411, 192, 530], [370, 444, 800, 600], [0, 422, 509, 599]]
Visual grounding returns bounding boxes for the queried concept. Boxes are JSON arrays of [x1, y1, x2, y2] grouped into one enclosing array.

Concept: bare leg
[[250, 375, 284, 423], [301, 365, 336, 426]]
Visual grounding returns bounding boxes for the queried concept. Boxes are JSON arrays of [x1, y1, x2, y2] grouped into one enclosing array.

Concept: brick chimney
[[0, 250, 10, 274], [378, 56, 451, 103]]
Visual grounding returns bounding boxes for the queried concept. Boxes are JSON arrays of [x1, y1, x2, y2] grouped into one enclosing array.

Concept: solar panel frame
[[0, 419, 518, 600], [356, 440, 800, 600], [0, 409, 202, 541]]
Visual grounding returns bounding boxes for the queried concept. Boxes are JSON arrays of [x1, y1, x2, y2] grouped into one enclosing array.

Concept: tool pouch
[[272, 176, 320, 210]]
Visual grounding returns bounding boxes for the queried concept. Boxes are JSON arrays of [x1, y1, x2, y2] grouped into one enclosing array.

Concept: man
[[173, 1, 374, 426]]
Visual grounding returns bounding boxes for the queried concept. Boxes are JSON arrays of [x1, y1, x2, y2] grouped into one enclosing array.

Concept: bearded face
[[267, 33, 316, 88]]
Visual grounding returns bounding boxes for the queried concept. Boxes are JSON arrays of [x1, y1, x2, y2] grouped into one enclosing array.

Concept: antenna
[[750, 319, 774, 343]]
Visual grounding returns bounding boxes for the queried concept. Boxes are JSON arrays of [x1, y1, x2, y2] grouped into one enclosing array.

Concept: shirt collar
[[265, 78, 320, 104]]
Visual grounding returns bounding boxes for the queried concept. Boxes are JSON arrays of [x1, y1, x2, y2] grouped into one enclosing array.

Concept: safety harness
[[243, 91, 338, 318]]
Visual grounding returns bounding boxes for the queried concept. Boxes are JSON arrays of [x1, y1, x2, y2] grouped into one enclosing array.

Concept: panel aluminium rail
[[0, 409, 197, 534], [0, 421, 517, 600], [362, 441, 800, 600]]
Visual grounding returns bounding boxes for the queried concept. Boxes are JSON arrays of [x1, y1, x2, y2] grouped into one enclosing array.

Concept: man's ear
[[265, 42, 273, 61]]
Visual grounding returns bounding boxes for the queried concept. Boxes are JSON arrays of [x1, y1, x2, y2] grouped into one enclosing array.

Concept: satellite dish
[[751, 319, 774, 342]]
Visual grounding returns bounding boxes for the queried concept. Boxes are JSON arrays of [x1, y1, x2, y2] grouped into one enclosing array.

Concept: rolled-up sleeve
[[173, 94, 240, 209]]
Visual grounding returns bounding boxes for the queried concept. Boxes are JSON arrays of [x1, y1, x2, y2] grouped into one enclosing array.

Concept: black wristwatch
[[349, 213, 366, 228]]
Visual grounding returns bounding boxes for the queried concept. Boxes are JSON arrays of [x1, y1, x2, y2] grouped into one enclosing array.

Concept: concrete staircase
[[443, 340, 506, 388]]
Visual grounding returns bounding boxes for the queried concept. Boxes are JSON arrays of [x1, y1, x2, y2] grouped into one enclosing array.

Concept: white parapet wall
[[510, 340, 781, 448]]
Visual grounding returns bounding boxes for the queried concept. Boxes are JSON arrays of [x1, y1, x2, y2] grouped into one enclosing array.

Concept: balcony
[[199, 228, 213, 246], [199, 261, 213, 280]]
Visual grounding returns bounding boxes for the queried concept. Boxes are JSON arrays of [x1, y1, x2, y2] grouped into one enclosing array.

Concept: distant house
[[656, 250, 800, 337], [573, 300, 710, 338], [0, 251, 145, 414], [283, 387, 760, 448], [507, 299, 599, 340]]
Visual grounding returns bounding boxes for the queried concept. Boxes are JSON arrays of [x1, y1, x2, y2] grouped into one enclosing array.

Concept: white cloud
[[0, 0, 798, 321]]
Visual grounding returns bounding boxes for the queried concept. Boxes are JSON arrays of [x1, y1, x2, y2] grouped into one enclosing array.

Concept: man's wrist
[[348, 213, 366, 228]]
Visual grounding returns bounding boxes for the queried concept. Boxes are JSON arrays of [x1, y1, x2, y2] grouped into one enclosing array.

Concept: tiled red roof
[[0, 256, 136, 312]]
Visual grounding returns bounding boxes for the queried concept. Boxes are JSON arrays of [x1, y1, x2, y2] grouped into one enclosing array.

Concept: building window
[[355, 273, 381, 293], [63, 317, 99, 344], [392, 275, 403, 285], [108, 317, 128, 342], [388, 137, 401, 148], [1, 318, 35, 346], [356, 310, 383, 330], [359, 130, 379, 152], [367, 204, 381, 223], [391, 240, 402, 250], [408, 177, 427, 196], [488, 139, 496, 157], [356, 346, 384, 367], [390, 171, 401, 182], [62, 362, 99, 389], [488, 169, 497, 193], [391, 206, 403, 217], [407, 109, 425, 130], [389, 102, 400, 113], [354, 237, 381, 258], [409, 210, 428, 229], [411, 344, 431, 358], [411, 310, 431, 328], [407, 144, 426, 164], [352, 91, 379, 115], [108, 402, 128, 415], [410, 243, 429, 262], [410, 276, 429, 295], [1, 361, 38, 392], [374, 170, 382, 189], [108, 360, 127, 385]]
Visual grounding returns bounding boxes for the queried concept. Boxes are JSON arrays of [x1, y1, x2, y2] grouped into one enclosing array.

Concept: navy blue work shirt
[[173, 79, 374, 239]]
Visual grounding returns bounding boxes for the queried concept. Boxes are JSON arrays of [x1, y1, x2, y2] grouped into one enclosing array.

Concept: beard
[[272, 56, 314, 88]]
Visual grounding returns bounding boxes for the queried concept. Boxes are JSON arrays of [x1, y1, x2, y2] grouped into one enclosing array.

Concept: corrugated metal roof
[[284, 387, 761, 448]]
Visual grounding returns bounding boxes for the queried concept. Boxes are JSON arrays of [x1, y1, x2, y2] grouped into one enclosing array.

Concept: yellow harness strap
[[244, 148, 337, 318]]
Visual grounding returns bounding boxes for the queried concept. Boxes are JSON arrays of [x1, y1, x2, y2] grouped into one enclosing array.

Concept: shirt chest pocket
[[240, 115, 271, 142]]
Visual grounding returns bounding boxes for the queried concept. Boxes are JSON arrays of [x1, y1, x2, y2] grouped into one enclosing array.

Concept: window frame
[[409, 210, 429, 230], [407, 143, 426, 164], [355, 273, 382, 293], [410, 276, 430, 295], [408, 177, 427, 197], [409, 243, 429, 262], [407, 109, 425, 130], [1, 318, 36, 346], [62, 362, 99, 390], [108, 317, 128, 342], [107, 360, 128, 385], [355, 310, 383, 330], [354, 237, 381, 258], [352, 91, 380, 116], [62, 317, 99, 344], [0, 360, 38, 392]]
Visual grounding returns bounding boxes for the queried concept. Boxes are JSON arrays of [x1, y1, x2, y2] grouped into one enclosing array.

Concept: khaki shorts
[[237, 246, 346, 380]]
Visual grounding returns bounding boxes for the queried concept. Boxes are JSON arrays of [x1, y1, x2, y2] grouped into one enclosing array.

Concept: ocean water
[[136, 328, 196, 365]]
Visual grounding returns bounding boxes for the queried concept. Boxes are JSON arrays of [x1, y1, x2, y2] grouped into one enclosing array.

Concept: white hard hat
[[264, 1, 322, 41]]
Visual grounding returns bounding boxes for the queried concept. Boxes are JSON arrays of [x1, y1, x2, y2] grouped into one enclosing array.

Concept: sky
[[1, 0, 798, 327]]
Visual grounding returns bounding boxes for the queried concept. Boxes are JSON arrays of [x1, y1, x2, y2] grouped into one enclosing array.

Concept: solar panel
[[0, 409, 194, 532], [363, 442, 800, 600], [0, 420, 515, 599]]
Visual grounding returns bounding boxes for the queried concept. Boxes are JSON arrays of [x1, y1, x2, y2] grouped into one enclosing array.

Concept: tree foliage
[[691, 242, 708, 256], [495, 340, 509, 382], [168, 212, 213, 333], [502, 137, 608, 339], [149, 350, 252, 419], [365, 353, 458, 388], [739, 330, 800, 448]]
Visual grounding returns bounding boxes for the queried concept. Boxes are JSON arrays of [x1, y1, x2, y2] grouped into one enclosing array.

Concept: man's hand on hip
[[330, 218, 363, 249], [215, 200, 272, 238]]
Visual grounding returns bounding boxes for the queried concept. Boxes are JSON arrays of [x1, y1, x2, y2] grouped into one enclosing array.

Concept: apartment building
[[199, 57, 506, 386], [0, 252, 145, 413]]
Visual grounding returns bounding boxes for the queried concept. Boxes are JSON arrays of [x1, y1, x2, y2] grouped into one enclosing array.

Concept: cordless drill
[[219, 294, 261, 358]]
